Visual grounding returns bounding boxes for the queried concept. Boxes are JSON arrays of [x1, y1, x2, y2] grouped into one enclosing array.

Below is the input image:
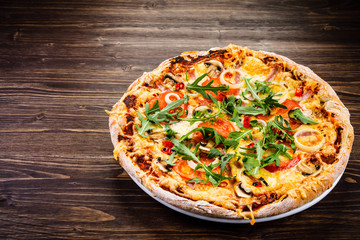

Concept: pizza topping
[[204, 60, 224, 78], [238, 78, 286, 116], [219, 69, 242, 89], [170, 138, 234, 186], [175, 82, 185, 91], [243, 116, 251, 129], [161, 140, 174, 155], [187, 73, 229, 99], [192, 118, 236, 142], [241, 115, 295, 175], [193, 106, 212, 116], [295, 87, 303, 97], [198, 140, 215, 154], [164, 92, 181, 104], [164, 72, 180, 84], [234, 182, 252, 198], [154, 157, 172, 172], [276, 99, 301, 117], [294, 129, 325, 152], [123, 95, 137, 109], [135, 97, 186, 137], [289, 109, 318, 125], [181, 95, 223, 124], [296, 159, 322, 176], [264, 155, 301, 172]]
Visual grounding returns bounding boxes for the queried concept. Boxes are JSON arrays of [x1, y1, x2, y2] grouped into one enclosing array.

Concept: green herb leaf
[[289, 109, 318, 125], [135, 98, 185, 138], [171, 138, 199, 161], [187, 73, 228, 99], [236, 106, 267, 116], [180, 94, 222, 124], [186, 178, 205, 184], [170, 138, 234, 187], [223, 130, 251, 149], [165, 124, 178, 138], [179, 126, 225, 145], [165, 152, 176, 166], [207, 148, 222, 159]]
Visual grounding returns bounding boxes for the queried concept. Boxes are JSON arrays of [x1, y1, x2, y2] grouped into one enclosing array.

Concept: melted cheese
[[170, 121, 200, 139], [241, 56, 271, 80]]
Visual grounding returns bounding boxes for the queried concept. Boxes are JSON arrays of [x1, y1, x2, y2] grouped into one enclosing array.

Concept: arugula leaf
[[165, 123, 178, 138], [243, 78, 262, 102], [135, 98, 185, 138], [236, 106, 267, 116], [180, 94, 222, 124], [186, 178, 205, 184], [187, 73, 228, 99], [242, 154, 261, 175], [179, 126, 225, 145], [170, 138, 234, 187], [223, 130, 251, 149], [239, 115, 296, 175], [289, 109, 318, 125], [147, 98, 185, 123], [135, 103, 156, 138], [207, 148, 222, 159], [255, 81, 272, 94], [259, 91, 286, 113], [241, 78, 285, 116], [220, 154, 238, 175], [165, 152, 176, 166], [171, 138, 199, 161]]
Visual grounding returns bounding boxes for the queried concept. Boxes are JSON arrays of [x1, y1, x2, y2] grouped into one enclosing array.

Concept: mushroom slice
[[234, 182, 252, 198], [164, 73, 180, 84], [154, 157, 172, 172], [294, 129, 325, 152], [148, 128, 166, 142], [198, 141, 215, 154], [296, 160, 323, 177], [204, 60, 224, 78], [193, 106, 213, 116]]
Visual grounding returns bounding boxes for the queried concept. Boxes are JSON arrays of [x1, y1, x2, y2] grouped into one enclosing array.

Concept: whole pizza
[[108, 44, 354, 223]]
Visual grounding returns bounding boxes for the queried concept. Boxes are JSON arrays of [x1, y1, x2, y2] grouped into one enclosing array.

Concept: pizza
[[108, 44, 354, 224]]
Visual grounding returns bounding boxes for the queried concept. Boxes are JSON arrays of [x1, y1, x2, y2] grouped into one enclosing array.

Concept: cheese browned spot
[[123, 95, 137, 109]]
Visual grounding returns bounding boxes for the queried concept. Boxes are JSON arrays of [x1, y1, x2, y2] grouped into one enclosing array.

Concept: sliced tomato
[[201, 78, 226, 102], [264, 155, 301, 173], [192, 118, 235, 142], [255, 114, 274, 121], [149, 91, 188, 118], [277, 99, 301, 117], [173, 156, 219, 180]]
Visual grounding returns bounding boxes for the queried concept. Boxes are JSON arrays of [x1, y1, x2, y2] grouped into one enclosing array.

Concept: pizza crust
[[109, 45, 354, 220]]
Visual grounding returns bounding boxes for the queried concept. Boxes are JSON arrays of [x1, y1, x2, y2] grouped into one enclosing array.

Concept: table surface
[[0, 0, 359, 239]]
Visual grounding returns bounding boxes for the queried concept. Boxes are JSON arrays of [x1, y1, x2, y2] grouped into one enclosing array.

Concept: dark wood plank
[[0, 0, 360, 239]]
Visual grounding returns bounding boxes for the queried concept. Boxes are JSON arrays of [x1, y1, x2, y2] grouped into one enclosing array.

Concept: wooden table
[[1, 1, 359, 239]]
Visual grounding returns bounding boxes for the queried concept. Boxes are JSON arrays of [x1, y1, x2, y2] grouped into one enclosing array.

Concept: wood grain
[[0, 0, 359, 239]]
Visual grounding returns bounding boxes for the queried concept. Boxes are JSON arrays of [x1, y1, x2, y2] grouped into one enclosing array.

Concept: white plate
[[128, 172, 343, 223]]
